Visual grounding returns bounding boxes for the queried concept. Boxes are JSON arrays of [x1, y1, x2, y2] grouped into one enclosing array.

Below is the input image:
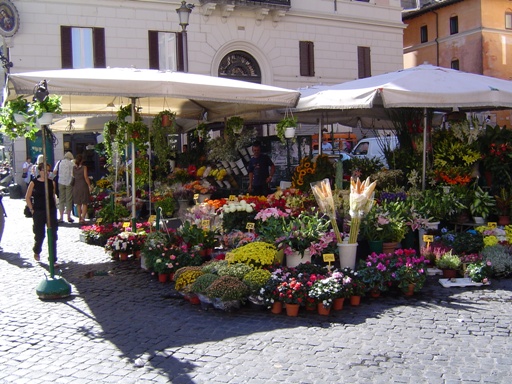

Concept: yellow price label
[[201, 219, 210, 228], [488, 222, 497, 229], [122, 222, 131, 228], [138, 229, 146, 234], [423, 235, 434, 243], [225, 252, 235, 262], [95, 218, 103, 224], [246, 222, 255, 230], [193, 193, 199, 200], [323, 253, 335, 262], [148, 215, 156, 224], [229, 195, 237, 201]]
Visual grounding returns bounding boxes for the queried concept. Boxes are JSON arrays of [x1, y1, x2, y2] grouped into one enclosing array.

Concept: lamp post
[[176, 1, 194, 73]]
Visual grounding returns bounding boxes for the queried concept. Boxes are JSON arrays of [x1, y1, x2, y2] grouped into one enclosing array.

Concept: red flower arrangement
[[277, 277, 308, 305]]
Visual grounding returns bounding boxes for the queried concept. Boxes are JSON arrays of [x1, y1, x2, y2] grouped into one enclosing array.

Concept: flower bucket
[[368, 240, 383, 254], [337, 242, 358, 270], [286, 250, 311, 268]]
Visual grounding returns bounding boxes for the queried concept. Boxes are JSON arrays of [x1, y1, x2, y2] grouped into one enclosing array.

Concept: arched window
[[218, 51, 261, 84]]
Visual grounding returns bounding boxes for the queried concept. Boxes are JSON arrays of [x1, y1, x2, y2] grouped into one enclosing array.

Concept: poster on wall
[[0, 0, 20, 37]]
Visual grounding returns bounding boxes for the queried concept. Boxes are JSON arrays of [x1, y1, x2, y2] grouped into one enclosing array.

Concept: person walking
[[25, 162, 59, 265], [0, 194, 5, 253], [22, 157, 32, 185], [247, 141, 275, 196], [72, 154, 92, 225], [53, 151, 75, 223]]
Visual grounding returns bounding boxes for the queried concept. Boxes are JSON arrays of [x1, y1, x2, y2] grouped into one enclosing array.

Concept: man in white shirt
[[53, 152, 75, 223]]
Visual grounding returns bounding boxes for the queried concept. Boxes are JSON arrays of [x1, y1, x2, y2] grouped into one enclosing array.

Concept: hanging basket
[[284, 127, 296, 139], [36, 113, 53, 125]]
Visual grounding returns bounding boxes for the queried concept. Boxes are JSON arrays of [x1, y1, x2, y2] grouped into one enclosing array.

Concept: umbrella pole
[[130, 99, 137, 229], [422, 107, 428, 191], [36, 124, 71, 299]]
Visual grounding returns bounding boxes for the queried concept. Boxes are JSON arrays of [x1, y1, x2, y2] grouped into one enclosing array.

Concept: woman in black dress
[[25, 162, 59, 265]]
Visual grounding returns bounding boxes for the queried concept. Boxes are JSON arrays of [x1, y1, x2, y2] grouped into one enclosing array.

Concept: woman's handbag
[[24, 205, 32, 218], [22, 172, 27, 178]]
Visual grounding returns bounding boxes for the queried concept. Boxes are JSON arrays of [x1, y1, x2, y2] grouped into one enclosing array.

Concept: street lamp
[[176, 1, 194, 72]]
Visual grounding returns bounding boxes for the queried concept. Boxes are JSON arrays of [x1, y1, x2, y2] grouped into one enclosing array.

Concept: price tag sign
[[138, 229, 146, 234], [323, 253, 335, 271], [246, 222, 255, 231], [201, 219, 210, 230], [488, 222, 497, 229], [423, 235, 433, 243], [148, 215, 156, 224], [229, 195, 237, 201], [193, 193, 199, 201], [122, 222, 131, 228], [95, 218, 103, 224], [225, 252, 235, 262]]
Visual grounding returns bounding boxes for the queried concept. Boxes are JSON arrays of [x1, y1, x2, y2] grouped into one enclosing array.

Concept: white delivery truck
[[350, 136, 398, 168]]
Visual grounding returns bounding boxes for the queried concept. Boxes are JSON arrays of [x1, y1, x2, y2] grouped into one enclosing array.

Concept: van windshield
[[352, 142, 369, 155]]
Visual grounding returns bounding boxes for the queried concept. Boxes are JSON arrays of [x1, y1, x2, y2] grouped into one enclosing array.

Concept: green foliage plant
[[205, 275, 250, 301], [276, 116, 297, 144], [480, 244, 512, 278], [97, 202, 130, 224], [242, 269, 272, 295], [190, 273, 219, 294], [435, 250, 462, 270], [216, 262, 253, 280]]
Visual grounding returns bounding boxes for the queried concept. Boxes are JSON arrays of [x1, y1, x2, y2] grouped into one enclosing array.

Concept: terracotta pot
[[333, 298, 345, 311], [317, 303, 331, 316], [270, 301, 283, 314], [350, 295, 361, 306], [189, 295, 200, 305], [305, 302, 316, 311], [158, 273, 169, 283], [403, 283, 416, 297], [161, 114, 171, 127], [111, 251, 120, 261], [134, 250, 141, 258], [442, 269, 458, 278], [382, 242, 399, 255], [498, 216, 510, 226], [119, 252, 129, 261], [370, 288, 381, 298], [285, 303, 300, 317]]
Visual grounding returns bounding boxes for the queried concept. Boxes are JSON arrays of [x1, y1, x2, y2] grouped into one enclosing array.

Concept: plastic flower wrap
[[348, 177, 377, 244], [310, 178, 342, 243]]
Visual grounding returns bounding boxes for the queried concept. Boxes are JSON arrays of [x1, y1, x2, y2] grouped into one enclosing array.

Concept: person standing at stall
[[25, 162, 58, 265], [53, 151, 75, 223], [72, 154, 92, 225], [247, 141, 275, 196]]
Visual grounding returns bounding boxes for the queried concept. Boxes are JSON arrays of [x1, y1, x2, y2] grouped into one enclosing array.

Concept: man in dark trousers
[[247, 141, 275, 196]]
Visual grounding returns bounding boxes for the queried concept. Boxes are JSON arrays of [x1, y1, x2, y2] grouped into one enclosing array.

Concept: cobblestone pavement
[[0, 196, 511, 384]]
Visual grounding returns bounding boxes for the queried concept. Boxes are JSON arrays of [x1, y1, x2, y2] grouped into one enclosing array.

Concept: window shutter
[[176, 32, 185, 72], [60, 26, 73, 69], [93, 28, 106, 68], [148, 31, 159, 69], [357, 46, 371, 79], [299, 41, 314, 77]]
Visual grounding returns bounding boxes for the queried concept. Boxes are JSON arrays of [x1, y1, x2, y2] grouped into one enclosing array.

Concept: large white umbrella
[[5, 67, 300, 219], [293, 64, 512, 188], [5, 67, 300, 121]]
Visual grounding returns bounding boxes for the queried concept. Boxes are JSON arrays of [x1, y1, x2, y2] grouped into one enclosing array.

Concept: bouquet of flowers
[[348, 177, 377, 243], [221, 230, 258, 249], [310, 178, 343, 243], [184, 180, 216, 195]]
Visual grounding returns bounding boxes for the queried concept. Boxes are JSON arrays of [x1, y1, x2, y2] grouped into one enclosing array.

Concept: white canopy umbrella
[[5, 67, 300, 122], [293, 64, 512, 188], [5, 67, 300, 219]]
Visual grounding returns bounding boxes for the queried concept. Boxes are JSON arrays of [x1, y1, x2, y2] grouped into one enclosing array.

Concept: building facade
[[1, 0, 404, 185], [403, 0, 512, 125]]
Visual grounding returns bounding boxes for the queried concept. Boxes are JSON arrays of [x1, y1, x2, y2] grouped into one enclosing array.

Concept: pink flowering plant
[[389, 248, 428, 292], [357, 252, 394, 292], [308, 229, 338, 257], [254, 207, 291, 243], [466, 260, 492, 283]]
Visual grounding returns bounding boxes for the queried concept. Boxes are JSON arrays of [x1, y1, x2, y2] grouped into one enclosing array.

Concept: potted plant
[[435, 250, 462, 278], [32, 94, 62, 124], [276, 277, 308, 316], [154, 196, 176, 218], [0, 97, 38, 140], [276, 115, 297, 144], [466, 261, 492, 284], [205, 275, 250, 310], [357, 252, 393, 295], [242, 269, 272, 305], [494, 188, 512, 225], [225, 116, 244, 136], [470, 186, 495, 223], [307, 276, 343, 309], [391, 250, 428, 295], [190, 273, 219, 306]]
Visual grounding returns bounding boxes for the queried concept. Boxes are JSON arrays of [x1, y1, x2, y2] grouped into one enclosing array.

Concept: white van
[[350, 136, 398, 168]]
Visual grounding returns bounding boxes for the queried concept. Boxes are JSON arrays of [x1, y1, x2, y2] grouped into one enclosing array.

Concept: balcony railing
[[199, 0, 291, 7]]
